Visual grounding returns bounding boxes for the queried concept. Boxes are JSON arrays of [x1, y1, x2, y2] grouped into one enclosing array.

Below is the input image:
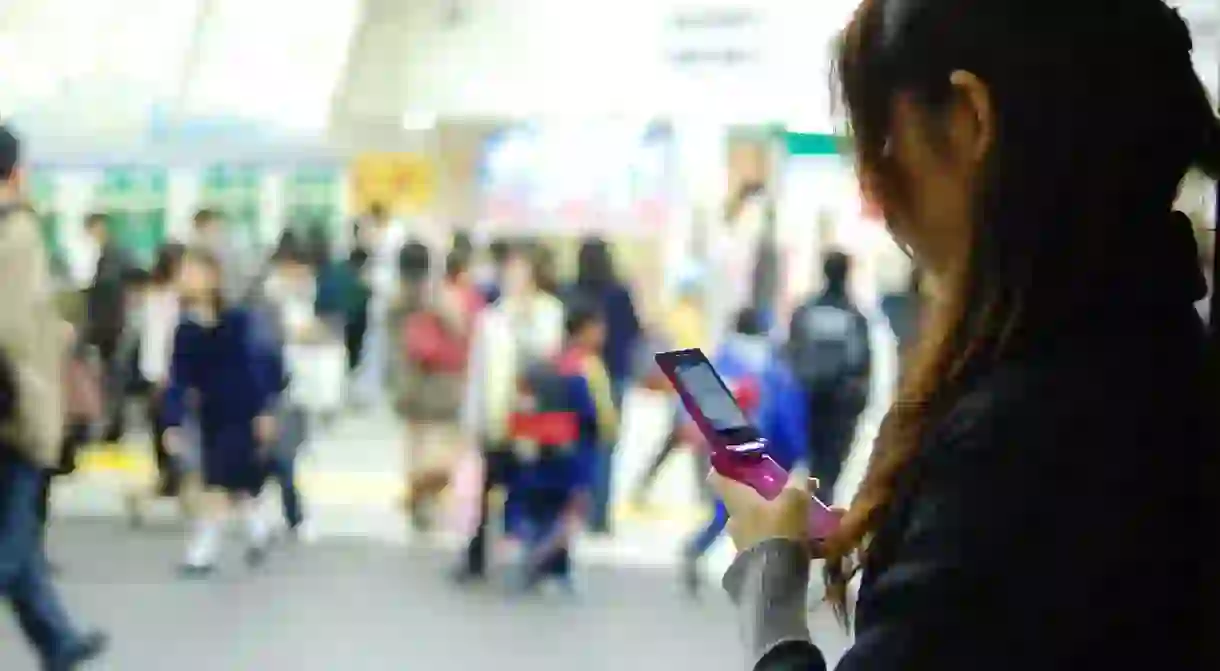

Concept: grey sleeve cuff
[[722, 538, 814, 666]]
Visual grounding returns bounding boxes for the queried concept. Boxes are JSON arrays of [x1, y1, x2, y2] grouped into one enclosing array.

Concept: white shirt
[[462, 292, 565, 442], [139, 288, 180, 385], [264, 271, 318, 339]]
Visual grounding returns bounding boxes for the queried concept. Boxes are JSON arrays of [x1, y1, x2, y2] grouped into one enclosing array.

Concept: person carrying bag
[[0, 124, 108, 669]]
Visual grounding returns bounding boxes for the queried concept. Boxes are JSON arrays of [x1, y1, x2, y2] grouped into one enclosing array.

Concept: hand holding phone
[[655, 348, 842, 541], [708, 466, 845, 555]]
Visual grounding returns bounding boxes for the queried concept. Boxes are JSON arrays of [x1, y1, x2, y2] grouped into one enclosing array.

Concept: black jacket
[[787, 290, 872, 412], [762, 296, 1217, 670], [85, 243, 132, 344]]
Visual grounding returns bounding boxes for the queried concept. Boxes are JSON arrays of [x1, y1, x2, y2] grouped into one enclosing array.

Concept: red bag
[[508, 411, 580, 445], [402, 285, 483, 373], [403, 311, 467, 372]]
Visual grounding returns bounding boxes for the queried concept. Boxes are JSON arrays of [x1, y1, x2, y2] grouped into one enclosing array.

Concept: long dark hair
[[576, 237, 616, 289], [826, 0, 1220, 621], [151, 243, 187, 286]]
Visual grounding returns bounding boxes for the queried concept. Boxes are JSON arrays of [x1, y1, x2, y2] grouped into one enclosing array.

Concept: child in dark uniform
[[506, 302, 618, 591], [163, 249, 286, 575]]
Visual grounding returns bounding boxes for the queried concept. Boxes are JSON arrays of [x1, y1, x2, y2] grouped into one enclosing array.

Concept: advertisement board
[[478, 122, 675, 236]]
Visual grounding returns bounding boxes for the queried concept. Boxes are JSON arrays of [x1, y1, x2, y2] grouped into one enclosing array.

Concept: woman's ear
[[947, 70, 995, 166]]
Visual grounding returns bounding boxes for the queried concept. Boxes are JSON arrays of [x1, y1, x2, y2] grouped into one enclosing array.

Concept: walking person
[[341, 249, 373, 377], [162, 249, 287, 575], [191, 208, 256, 304], [258, 248, 316, 538], [352, 204, 409, 408], [394, 247, 482, 531], [565, 238, 640, 533], [82, 212, 134, 444], [506, 301, 618, 592], [632, 270, 711, 506], [784, 251, 871, 505], [122, 243, 204, 526], [455, 247, 564, 581], [0, 125, 108, 670]]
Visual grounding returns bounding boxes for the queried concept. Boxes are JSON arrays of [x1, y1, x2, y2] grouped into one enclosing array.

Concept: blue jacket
[[515, 350, 610, 494], [756, 354, 809, 472], [162, 308, 286, 429], [710, 334, 806, 471]]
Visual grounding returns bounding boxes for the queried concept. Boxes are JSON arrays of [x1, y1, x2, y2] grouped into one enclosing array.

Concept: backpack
[[401, 284, 479, 373], [786, 298, 869, 396]]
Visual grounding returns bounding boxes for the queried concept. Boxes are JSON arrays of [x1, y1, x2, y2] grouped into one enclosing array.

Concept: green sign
[[96, 167, 169, 268], [28, 171, 65, 276], [785, 133, 848, 157], [284, 166, 341, 236]]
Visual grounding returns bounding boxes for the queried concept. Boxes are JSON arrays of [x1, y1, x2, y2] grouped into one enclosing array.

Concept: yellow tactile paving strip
[[74, 445, 706, 525]]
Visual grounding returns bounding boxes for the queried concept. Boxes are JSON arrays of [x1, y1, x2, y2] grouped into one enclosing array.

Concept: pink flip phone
[[655, 348, 841, 540]]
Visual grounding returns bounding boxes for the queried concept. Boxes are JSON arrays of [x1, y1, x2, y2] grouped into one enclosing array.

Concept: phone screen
[[675, 360, 750, 431]]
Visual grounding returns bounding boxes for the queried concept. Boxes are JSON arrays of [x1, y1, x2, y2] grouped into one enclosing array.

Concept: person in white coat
[[456, 246, 564, 581]]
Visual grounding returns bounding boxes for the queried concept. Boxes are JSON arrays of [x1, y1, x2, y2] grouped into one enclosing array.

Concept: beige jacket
[[461, 292, 565, 446], [0, 208, 65, 467]]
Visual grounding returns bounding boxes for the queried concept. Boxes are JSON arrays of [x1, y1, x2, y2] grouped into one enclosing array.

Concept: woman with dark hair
[[569, 237, 639, 533], [711, 2, 1219, 670], [162, 249, 287, 575]]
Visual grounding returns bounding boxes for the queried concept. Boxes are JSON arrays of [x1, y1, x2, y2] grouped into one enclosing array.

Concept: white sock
[[185, 517, 222, 568], [239, 501, 269, 549]]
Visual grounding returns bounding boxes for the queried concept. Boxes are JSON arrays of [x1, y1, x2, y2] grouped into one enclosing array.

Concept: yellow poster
[[350, 153, 435, 215]]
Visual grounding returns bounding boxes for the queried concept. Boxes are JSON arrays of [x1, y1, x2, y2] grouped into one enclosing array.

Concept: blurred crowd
[[0, 113, 1214, 667], [57, 189, 929, 594]]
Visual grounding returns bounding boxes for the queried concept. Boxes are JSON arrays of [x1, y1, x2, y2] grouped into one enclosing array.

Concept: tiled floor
[[0, 519, 854, 670], [3, 328, 895, 669]]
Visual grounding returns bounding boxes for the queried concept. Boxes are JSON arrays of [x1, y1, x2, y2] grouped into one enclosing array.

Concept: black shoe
[[245, 544, 269, 568], [48, 630, 108, 671], [451, 565, 486, 585], [409, 507, 433, 533], [177, 563, 215, 579], [155, 477, 181, 499], [681, 556, 701, 598]]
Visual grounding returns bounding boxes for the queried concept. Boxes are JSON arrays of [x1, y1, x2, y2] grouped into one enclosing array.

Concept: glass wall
[[284, 166, 343, 236], [96, 167, 169, 268]]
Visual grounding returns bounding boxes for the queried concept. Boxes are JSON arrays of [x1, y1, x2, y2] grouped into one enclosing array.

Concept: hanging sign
[[349, 153, 435, 216]]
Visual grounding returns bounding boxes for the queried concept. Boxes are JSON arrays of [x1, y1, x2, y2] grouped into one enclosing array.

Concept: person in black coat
[[710, 1, 1220, 669], [83, 212, 134, 442], [567, 238, 640, 533]]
